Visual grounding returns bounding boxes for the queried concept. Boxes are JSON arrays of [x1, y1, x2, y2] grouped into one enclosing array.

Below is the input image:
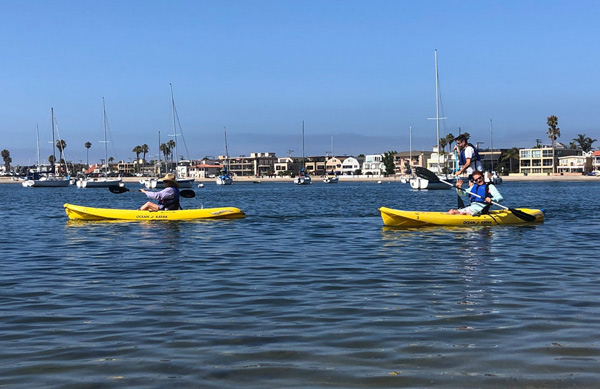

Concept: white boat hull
[[22, 175, 70, 187], [409, 177, 450, 190], [294, 176, 312, 185], [143, 178, 195, 189], [323, 176, 338, 184], [76, 178, 123, 188], [216, 175, 233, 185]]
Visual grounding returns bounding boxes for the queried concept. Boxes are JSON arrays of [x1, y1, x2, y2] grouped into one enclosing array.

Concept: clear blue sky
[[1, 0, 598, 165]]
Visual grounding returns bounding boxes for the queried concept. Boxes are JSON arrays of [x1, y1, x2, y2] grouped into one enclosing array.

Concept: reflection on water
[[2, 181, 600, 387]]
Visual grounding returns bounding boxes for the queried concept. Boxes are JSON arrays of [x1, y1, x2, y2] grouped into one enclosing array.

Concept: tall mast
[[36, 124, 40, 169], [409, 126, 412, 173], [435, 49, 441, 174], [302, 120, 305, 170], [101, 97, 109, 172], [51, 107, 56, 172], [170, 83, 178, 175], [224, 126, 229, 171], [490, 119, 494, 172]]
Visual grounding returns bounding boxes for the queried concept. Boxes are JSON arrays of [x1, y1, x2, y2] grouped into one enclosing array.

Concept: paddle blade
[[109, 185, 129, 194], [414, 167, 440, 182], [509, 208, 537, 222], [180, 189, 196, 198]]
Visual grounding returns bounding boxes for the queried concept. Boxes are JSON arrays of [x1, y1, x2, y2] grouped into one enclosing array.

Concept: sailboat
[[294, 121, 312, 185], [144, 84, 194, 189], [410, 50, 451, 190], [323, 136, 338, 183], [22, 108, 70, 187], [77, 98, 123, 188], [216, 127, 233, 185]]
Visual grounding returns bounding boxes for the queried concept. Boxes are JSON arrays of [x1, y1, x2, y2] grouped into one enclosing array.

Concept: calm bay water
[[1, 180, 599, 388]]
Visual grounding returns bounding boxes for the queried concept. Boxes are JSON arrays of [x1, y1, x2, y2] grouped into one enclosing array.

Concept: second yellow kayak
[[379, 206, 544, 227]]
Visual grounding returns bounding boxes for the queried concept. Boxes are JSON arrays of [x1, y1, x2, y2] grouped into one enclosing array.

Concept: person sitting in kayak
[[447, 170, 503, 215], [139, 173, 180, 211]]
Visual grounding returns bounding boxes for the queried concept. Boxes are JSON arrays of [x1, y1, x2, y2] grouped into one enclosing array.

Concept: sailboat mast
[[36, 124, 40, 169], [302, 120, 305, 169], [51, 107, 56, 172], [170, 83, 178, 175], [224, 126, 229, 171], [490, 119, 494, 172], [409, 126, 412, 173], [102, 97, 109, 172], [434, 49, 441, 174]]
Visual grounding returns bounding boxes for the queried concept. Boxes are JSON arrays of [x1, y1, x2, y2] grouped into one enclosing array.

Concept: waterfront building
[[188, 163, 222, 179], [393, 151, 432, 175], [519, 143, 579, 175], [224, 152, 277, 177], [304, 155, 327, 176], [341, 156, 361, 175], [593, 151, 600, 173], [325, 157, 346, 175], [362, 154, 384, 176], [557, 154, 592, 174]]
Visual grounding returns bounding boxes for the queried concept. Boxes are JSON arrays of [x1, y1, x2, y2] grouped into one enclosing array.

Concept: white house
[[341, 157, 360, 175], [362, 154, 384, 176]]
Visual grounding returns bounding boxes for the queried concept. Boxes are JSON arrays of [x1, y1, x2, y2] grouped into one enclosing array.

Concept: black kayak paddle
[[109, 185, 196, 198], [414, 167, 537, 222]]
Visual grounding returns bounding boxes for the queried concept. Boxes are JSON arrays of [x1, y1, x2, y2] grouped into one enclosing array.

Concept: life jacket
[[459, 143, 481, 165], [470, 183, 490, 204], [160, 187, 180, 210]]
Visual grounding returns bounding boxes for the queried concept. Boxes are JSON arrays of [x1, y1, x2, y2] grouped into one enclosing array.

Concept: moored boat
[[379, 206, 544, 227], [64, 203, 245, 221]]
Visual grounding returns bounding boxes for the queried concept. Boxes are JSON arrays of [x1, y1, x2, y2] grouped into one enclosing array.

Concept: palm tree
[[438, 137, 448, 154], [132, 145, 143, 173], [572, 133, 597, 152], [501, 147, 520, 173], [56, 139, 67, 174], [141, 144, 149, 165], [159, 143, 169, 164], [167, 140, 176, 170], [1, 149, 11, 172], [48, 155, 56, 172], [84, 141, 92, 167], [546, 115, 560, 173]]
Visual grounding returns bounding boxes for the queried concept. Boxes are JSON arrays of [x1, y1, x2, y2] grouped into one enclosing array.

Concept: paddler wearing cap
[[139, 173, 180, 211]]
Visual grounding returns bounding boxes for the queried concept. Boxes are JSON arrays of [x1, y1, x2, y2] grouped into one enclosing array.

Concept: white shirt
[[463, 145, 483, 175]]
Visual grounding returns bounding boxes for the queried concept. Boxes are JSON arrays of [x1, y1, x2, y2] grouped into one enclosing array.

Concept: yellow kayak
[[379, 206, 544, 227], [64, 203, 245, 221]]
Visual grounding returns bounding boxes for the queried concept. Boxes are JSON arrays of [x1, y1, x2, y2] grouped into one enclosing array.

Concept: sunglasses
[[472, 176, 483, 182]]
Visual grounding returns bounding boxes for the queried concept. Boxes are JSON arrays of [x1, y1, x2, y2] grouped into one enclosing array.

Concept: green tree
[[438, 137, 448, 154], [1, 149, 12, 171], [84, 141, 92, 167], [572, 134, 597, 152], [141, 144, 149, 165], [546, 115, 560, 173], [56, 140, 67, 173], [159, 143, 169, 163], [501, 147, 520, 173], [382, 151, 397, 176], [48, 154, 56, 172], [132, 145, 143, 173]]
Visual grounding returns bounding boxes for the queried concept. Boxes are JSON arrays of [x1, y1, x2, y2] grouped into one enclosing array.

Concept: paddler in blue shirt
[[139, 173, 180, 211], [447, 170, 503, 216]]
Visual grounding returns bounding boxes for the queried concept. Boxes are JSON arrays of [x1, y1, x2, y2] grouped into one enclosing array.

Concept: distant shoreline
[[3, 173, 599, 184]]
